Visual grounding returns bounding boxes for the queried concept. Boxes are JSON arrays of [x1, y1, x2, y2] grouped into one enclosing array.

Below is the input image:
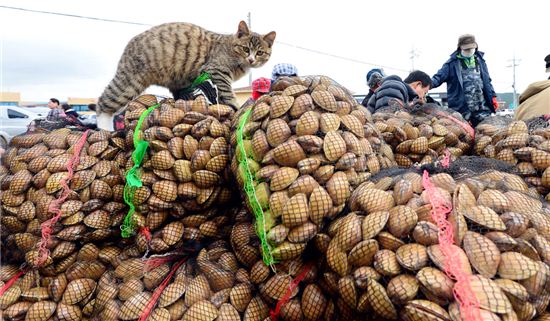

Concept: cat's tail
[[97, 73, 146, 131]]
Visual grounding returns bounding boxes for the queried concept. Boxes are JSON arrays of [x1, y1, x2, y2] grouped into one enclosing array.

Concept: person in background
[[88, 103, 97, 112], [514, 54, 550, 121], [61, 103, 79, 118], [241, 77, 271, 108], [367, 70, 432, 113], [361, 68, 385, 107], [271, 63, 298, 83], [431, 34, 498, 127], [46, 98, 65, 121]]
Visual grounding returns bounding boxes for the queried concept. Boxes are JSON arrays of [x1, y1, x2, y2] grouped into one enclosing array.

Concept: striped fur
[[97, 21, 275, 115]]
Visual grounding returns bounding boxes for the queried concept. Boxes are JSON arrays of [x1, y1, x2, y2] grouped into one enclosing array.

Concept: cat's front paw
[[96, 112, 115, 131]]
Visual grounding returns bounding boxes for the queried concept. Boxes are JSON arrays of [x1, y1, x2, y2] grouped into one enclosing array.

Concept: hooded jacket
[[431, 51, 496, 115], [515, 80, 550, 120], [367, 75, 417, 113]]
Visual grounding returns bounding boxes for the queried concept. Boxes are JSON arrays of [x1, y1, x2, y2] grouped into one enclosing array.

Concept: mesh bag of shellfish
[[227, 209, 336, 321], [0, 242, 131, 321], [309, 156, 550, 321], [475, 118, 550, 201], [0, 128, 129, 271], [119, 94, 238, 248], [371, 102, 475, 167], [230, 75, 397, 267], [89, 239, 274, 321]]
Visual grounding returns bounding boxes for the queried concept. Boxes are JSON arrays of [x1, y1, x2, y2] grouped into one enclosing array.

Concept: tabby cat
[[96, 21, 276, 130]]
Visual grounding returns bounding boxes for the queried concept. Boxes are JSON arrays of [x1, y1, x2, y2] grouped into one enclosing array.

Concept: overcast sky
[[0, 0, 548, 103]]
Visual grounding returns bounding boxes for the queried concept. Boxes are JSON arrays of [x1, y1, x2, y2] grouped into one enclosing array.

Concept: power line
[[0, 5, 408, 72], [0, 5, 152, 26]]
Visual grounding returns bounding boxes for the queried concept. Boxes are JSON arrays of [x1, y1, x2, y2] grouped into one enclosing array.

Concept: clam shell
[[263, 273, 298, 300], [272, 140, 306, 167], [396, 244, 428, 271], [309, 186, 333, 225], [270, 95, 294, 118], [469, 275, 512, 314], [0, 285, 21, 309], [374, 249, 401, 276], [362, 211, 389, 239], [120, 292, 152, 320], [386, 274, 419, 305], [461, 206, 506, 230], [498, 252, 539, 280], [281, 193, 309, 228], [412, 221, 439, 246], [427, 244, 472, 275], [416, 267, 454, 302], [319, 113, 341, 133], [388, 205, 417, 238], [325, 171, 350, 206], [185, 275, 211, 307], [151, 150, 175, 170], [25, 301, 57, 321], [266, 119, 292, 147], [272, 242, 306, 261], [401, 299, 450, 321], [56, 302, 82, 321], [183, 300, 218, 321], [463, 231, 500, 278], [295, 111, 320, 136], [355, 188, 394, 213], [365, 278, 397, 320], [348, 239, 379, 267], [323, 131, 347, 162]]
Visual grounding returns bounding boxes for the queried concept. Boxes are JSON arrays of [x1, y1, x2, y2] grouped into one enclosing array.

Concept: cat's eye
[[257, 51, 264, 56], [241, 46, 250, 54]]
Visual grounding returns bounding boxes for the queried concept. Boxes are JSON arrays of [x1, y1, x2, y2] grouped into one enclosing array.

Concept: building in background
[[0, 92, 20, 106], [233, 86, 253, 106], [67, 97, 97, 114]]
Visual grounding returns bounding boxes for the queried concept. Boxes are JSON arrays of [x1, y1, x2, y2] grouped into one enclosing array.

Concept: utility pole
[[507, 56, 521, 108], [409, 47, 419, 72], [247, 12, 252, 87]]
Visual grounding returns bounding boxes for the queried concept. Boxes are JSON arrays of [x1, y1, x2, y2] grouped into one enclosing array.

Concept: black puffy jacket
[[367, 75, 417, 113]]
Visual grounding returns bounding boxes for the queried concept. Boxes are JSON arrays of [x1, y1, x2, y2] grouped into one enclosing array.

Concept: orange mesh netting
[[270, 261, 315, 321], [138, 258, 187, 321], [422, 170, 481, 321], [35, 130, 90, 267]]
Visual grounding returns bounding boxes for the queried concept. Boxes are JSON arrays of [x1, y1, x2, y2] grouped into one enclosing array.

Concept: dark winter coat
[[361, 90, 375, 108], [367, 75, 417, 113], [431, 51, 496, 115]]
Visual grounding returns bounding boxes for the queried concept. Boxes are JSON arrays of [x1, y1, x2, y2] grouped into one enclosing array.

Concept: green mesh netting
[[236, 109, 277, 267], [121, 103, 160, 238]]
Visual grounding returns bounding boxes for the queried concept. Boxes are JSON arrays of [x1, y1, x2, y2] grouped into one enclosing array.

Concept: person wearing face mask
[[431, 34, 498, 127]]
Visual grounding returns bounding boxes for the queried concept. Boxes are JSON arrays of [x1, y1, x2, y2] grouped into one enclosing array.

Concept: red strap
[[270, 262, 314, 321], [140, 227, 152, 242], [138, 258, 187, 321], [36, 130, 90, 267], [422, 171, 480, 321], [434, 111, 475, 141], [144, 255, 179, 272], [0, 267, 28, 296]]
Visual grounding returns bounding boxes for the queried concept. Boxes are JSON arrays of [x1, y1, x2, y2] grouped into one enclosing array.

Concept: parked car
[[21, 107, 50, 117], [0, 106, 41, 148]]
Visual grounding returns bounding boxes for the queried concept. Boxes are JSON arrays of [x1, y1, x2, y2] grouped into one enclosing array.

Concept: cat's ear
[[237, 21, 250, 38], [263, 31, 276, 48]]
